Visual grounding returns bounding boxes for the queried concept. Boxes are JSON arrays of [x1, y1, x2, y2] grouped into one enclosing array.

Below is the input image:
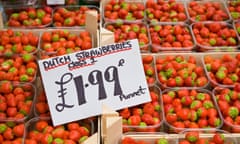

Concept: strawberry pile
[[187, 1, 229, 22], [192, 22, 238, 51], [5, 6, 53, 28], [149, 24, 194, 52], [163, 88, 222, 133], [105, 22, 149, 52], [214, 84, 240, 133], [53, 6, 99, 27], [155, 55, 208, 88], [40, 29, 92, 57], [24, 118, 92, 144], [203, 53, 240, 87], [145, 0, 187, 23], [103, 0, 145, 22]]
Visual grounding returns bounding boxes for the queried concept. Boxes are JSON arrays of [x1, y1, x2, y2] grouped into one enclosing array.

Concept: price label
[[47, 0, 65, 5], [38, 39, 151, 126]]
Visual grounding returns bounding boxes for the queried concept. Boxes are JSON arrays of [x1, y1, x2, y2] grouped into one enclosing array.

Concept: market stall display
[[0, 0, 240, 143]]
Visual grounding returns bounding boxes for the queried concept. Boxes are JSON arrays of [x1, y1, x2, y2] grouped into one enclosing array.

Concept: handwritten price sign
[[38, 39, 151, 126]]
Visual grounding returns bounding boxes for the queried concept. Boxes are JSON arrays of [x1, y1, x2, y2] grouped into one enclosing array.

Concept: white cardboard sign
[[38, 39, 151, 126], [47, 0, 65, 5]]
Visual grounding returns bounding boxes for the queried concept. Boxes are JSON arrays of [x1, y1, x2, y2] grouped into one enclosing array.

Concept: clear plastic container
[[118, 132, 177, 144], [0, 82, 36, 122], [52, 5, 100, 28], [146, 0, 189, 24], [119, 85, 163, 133], [102, 0, 145, 23], [202, 52, 240, 88], [0, 29, 40, 56], [178, 128, 238, 144], [0, 54, 38, 83], [3, 5, 53, 28], [39, 28, 94, 57], [213, 86, 240, 133], [227, 0, 240, 21], [104, 22, 150, 52], [0, 0, 37, 7], [141, 54, 156, 86], [186, 0, 231, 23], [155, 53, 209, 89], [23, 116, 95, 144], [233, 20, 240, 42], [191, 22, 239, 52], [149, 23, 196, 53], [162, 88, 223, 133]]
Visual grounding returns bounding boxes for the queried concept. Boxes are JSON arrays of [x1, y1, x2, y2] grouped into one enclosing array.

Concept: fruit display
[[4, 6, 53, 28], [155, 54, 208, 89], [0, 121, 25, 144], [191, 22, 239, 51], [103, 0, 145, 22], [213, 84, 240, 133], [2, 0, 240, 143], [0, 29, 39, 56], [40, 29, 93, 57], [0, 82, 35, 121], [186, 0, 230, 23], [118, 86, 162, 133], [145, 0, 188, 23], [162, 88, 223, 133], [149, 23, 195, 52], [202, 53, 240, 87], [24, 117, 93, 144], [53, 6, 99, 27], [104, 22, 150, 52], [178, 129, 237, 144]]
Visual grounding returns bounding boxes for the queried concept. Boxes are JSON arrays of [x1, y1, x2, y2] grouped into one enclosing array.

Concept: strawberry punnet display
[[227, 0, 240, 21], [118, 86, 162, 133], [145, 0, 188, 23], [162, 88, 222, 133], [179, 129, 237, 144], [53, 6, 100, 27], [0, 29, 39, 56], [0, 121, 25, 144], [214, 84, 240, 133], [203, 53, 240, 87], [187, 1, 230, 23], [0, 81, 35, 121], [40, 29, 92, 58], [105, 22, 150, 52], [24, 117, 92, 144], [5, 6, 53, 28], [191, 22, 238, 52], [155, 54, 208, 88], [149, 24, 195, 52], [103, 0, 145, 22]]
